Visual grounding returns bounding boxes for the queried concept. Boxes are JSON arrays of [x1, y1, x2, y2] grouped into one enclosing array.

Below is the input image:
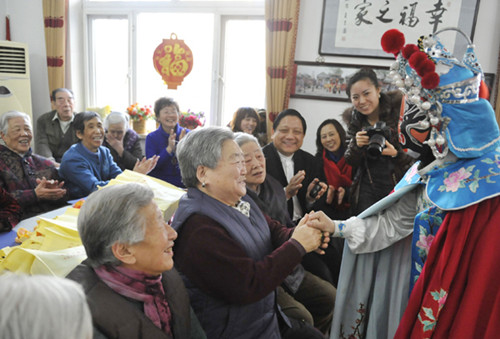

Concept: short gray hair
[[77, 183, 154, 267], [177, 126, 234, 187], [0, 273, 92, 339], [104, 111, 129, 129], [234, 132, 259, 148], [0, 111, 31, 135]]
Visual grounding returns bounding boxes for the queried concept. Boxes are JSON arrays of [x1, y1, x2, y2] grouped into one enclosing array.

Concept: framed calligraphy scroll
[[291, 61, 395, 102], [319, 0, 480, 58]]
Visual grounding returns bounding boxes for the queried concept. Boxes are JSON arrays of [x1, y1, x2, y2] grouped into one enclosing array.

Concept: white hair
[[0, 273, 92, 339], [233, 131, 259, 148], [177, 127, 235, 187], [77, 183, 154, 267], [0, 111, 31, 135], [103, 111, 129, 129]]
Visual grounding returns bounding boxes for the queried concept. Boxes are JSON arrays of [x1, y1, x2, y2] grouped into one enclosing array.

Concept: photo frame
[[291, 62, 394, 102], [484, 73, 496, 106], [319, 0, 480, 58]]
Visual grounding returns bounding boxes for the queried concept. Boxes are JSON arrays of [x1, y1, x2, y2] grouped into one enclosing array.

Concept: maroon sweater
[[173, 213, 305, 305]]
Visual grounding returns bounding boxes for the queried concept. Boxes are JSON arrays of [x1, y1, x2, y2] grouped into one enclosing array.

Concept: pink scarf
[[95, 265, 172, 336]]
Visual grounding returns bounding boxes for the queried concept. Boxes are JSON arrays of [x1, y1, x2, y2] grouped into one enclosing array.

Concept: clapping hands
[[133, 155, 159, 175], [166, 128, 187, 154], [35, 177, 66, 201]]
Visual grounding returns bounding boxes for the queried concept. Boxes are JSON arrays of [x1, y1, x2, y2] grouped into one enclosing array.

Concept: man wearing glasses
[[35, 88, 79, 166]]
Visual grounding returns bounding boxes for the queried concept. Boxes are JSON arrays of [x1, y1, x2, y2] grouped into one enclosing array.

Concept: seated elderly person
[[103, 111, 144, 171], [59, 111, 158, 199], [234, 132, 335, 335], [35, 88, 79, 165], [171, 127, 331, 339], [0, 187, 22, 232], [0, 273, 92, 339], [0, 111, 67, 219], [67, 183, 205, 339]]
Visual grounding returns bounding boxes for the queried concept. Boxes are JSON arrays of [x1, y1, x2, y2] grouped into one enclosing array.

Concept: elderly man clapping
[[0, 111, 67, 219]]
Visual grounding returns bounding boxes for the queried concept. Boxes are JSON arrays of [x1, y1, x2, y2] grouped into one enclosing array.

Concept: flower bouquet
[[126, 103, 154, 122], [179, 109, 206, 130], [127, 103, 153, 134]]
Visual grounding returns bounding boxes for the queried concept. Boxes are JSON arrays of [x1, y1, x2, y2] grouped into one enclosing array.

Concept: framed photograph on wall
[[484, 73, 497, 106], [319, 0, 480, 58], [291, 61, 395, 102]]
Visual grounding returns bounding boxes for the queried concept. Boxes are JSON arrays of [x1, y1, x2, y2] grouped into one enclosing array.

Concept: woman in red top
[[315, 119, 352, 220]]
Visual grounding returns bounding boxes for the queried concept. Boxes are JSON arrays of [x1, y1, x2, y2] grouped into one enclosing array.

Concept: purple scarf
[[94, 265, 172, 336]]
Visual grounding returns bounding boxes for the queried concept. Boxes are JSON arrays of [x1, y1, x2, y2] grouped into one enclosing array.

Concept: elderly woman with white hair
[[233, 132, 336, 335], [0, 111, 67, 219], [0, 273, 93, 339], [103, 111, 144, 171], [171, 126, 331, 339], [66, 183, 205, 339]]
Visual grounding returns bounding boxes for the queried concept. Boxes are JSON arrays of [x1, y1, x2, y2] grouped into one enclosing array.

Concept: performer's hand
[[306, 210, 336, 233], [292, 214, 324, 253]]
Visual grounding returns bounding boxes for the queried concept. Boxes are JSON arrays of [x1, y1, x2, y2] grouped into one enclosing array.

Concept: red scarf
[[322, 149, 352, 188], [95, 265, 173, 336]]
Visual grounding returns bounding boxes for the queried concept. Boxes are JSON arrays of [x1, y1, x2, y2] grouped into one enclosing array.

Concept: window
[[220, 17, 266, 126], [135, 12, 214, 121], [84, 1, 265, 126], [88, 16, 129, 111]]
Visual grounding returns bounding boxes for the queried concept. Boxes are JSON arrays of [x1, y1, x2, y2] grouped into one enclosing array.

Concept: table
[[0, 205, 71, 249]]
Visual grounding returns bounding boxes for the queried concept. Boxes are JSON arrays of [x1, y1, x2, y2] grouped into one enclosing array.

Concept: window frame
[[82, 0, 264, 126]]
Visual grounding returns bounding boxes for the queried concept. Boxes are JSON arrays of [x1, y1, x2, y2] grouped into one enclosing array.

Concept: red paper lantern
[[153, 33, 193, 89]]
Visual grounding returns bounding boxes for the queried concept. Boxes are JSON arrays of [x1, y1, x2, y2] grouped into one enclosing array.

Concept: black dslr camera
[[364, 121, 392, 159]]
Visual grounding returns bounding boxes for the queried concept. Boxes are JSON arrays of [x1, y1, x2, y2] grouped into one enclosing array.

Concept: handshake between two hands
[[292, 211, 365, 254]]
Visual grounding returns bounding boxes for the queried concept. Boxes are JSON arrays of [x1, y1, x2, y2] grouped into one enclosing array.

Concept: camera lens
[[367, 134, 386, 159]]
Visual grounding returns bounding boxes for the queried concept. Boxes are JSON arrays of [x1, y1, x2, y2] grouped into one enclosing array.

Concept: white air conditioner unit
[[0, 40, 33, 121]]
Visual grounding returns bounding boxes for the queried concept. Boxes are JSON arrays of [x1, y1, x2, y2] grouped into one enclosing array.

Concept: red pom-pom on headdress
[[408, 51, 428, 69], [415, 59, 436, 77], [421, 72, 440, 89], [381, 29, 405, 55], [402, 44, 419, 59]]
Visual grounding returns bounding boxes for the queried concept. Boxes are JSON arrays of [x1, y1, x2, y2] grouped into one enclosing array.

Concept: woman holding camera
[[342, 68, 414, 215]]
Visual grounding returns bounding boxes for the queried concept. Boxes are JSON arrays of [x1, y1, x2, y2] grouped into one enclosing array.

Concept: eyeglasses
[[55, 97, 74, 103]]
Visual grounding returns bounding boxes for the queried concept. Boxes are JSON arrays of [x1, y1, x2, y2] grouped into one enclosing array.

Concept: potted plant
[[126, 103, 153, 134], [179, 109, 205, 130]]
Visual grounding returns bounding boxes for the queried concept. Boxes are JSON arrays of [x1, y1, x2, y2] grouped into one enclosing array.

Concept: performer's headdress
[[381, 28, 500, 159]]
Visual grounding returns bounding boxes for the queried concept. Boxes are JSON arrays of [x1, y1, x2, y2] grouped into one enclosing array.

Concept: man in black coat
[[262, 109, 328, 222], [262, 109, 344, 287]]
